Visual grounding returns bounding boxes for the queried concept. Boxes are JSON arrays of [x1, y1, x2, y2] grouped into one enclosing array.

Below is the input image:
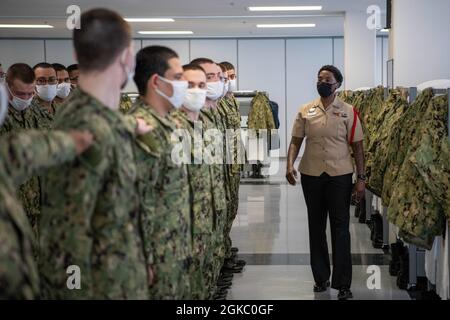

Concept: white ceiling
[[0, 0, 386, 38]]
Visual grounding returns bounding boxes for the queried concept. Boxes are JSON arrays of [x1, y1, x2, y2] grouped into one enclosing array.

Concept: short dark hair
[[220, 61, 235, 71], [133, 45, 179, 96], [67, 64, 78, 73], [218, 63, 227, 73], [73, 8, 131, 72], [52, 63, 67, 72], [33, 62, 55, 72], [183, 64, 205, 74], [318, 65, 343, 84], [6, 63, 35, 86], [190, 57, 215, 66]]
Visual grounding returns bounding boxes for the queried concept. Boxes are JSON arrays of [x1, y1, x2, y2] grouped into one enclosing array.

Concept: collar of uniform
[[136, 98, 174, 129], [315, 95, 342, 113], [76, 88, 123, 125]]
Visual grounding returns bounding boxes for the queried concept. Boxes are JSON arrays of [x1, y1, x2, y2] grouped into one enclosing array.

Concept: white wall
[[390, 0, 450, 87], [142, 39, 190, 65], [0, 40, 45, 69], [344, 11, 377, 90], [286, 38, 333, 157], [190, 39, 237, 68], [0, 36, 387, 157]]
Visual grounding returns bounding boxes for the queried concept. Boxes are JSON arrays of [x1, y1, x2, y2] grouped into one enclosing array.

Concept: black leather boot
[[371, 211, 383, 249]]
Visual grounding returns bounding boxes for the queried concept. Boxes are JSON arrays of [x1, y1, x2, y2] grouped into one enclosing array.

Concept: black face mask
[[317, 82, 337, 98]]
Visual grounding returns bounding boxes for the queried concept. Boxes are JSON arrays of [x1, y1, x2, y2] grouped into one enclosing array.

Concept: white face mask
[[206, 81, 224, 101], [156, 75, 188, 109], [229, 79, 237, 92], [7, 85, 33, 112], [36, 84, 57, 102], [183, 88, 207, 112], [56, 82, 71, 99], [0, 83, 8, 125], [222, 81, 229, 97]]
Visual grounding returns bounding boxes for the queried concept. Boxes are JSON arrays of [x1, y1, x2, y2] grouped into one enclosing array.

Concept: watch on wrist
[[357, 174, 367, 182]]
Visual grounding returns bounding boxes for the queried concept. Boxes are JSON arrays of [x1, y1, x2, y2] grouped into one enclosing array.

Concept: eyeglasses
[[58, 77, 71, 84], [70, 76, 79, 82], [36, 77, 57, 85]]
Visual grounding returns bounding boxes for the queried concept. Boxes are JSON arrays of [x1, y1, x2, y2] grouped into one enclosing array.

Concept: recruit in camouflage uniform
[[39, 88, 149, 299], [30, 97, 60, 130], [129, 98, 192, 300], [170, 109, 214, 300], [209, 103, 232, 264], [218, 93, 242, 261], [199, 107, 228, 297], [0, 130, 78, 299], [0, 102, 45, 242]]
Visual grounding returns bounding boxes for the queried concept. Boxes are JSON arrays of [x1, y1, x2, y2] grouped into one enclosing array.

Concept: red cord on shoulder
[[349, 107, 359, 144]]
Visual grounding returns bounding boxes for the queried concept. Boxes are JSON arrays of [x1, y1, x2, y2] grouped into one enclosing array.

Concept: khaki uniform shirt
[[291, 96, 363, 177]]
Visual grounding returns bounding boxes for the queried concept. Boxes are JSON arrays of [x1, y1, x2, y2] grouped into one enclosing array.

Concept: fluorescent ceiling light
[[138, 30, 193, 35], [0, 24, 54, 28], [257, 23, 316, 28], [125, 18, 174, 22], [380, 28, 389, 32], [249, 6, 322, 11]]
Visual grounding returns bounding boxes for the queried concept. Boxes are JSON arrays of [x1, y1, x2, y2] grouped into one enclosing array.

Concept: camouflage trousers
[[224, 174, 240, 259], [205, 208, 227, 296], [148, 258, 191, 300], [19, 176, 41, 242], [190, 233, 214, 300]]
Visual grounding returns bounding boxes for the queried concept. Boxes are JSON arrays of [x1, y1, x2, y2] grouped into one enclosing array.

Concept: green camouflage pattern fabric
[[248, 92, 275, 131], [31, 97, 60, 130], [199, 108, 227, 296], [367, 90, 408, 197], [0, 103, 46, 243], [170, 109, 214, 299], [0, 130, 76, 300], [382, 89, 434, 203], [218, 95, 242, 259], [340, 88, 448, 248], [388, 90, 447, 249], [409, 94, 449, 220], [129, 99, 191, 300], [119, 94, 133, 115], [39, 88, 148, 299]]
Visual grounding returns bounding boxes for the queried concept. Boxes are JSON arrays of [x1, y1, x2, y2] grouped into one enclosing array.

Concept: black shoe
[[313, 280, 330, 292], [222, 261, 244, 273], [337, 288, 353, 300], [219, 272, 234, 279], [234, 259, 246, 267], [371, 211, 384, 248]]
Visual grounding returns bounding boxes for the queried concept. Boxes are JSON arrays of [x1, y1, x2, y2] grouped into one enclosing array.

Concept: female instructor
[[286, 65, 366, 300]]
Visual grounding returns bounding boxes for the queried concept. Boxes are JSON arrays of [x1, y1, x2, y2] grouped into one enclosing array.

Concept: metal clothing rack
[[234, 90, 272, 178], [233, 90, 268, 98]]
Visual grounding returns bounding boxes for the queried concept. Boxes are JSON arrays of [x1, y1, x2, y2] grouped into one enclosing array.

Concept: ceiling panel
[[0, 0, 385, 38]]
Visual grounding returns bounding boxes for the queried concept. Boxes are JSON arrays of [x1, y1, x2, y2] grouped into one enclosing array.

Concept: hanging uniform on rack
[[119, 93, 133, 114]]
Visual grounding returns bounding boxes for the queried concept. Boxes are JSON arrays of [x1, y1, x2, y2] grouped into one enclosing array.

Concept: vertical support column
[[344, 11, 377, 90]]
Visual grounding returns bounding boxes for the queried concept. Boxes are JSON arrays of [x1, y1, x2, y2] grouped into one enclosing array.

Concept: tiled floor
[[227, 160, 410, 300]]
